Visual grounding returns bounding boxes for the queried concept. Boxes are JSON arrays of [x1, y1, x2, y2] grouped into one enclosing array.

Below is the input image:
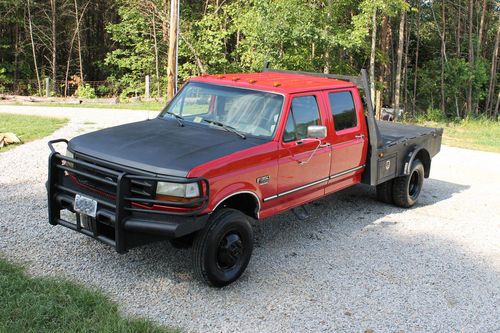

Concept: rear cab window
[[328, 91, 358, 132]]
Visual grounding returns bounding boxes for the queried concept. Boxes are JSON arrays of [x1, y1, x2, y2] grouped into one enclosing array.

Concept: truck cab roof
[[190, 72, 355, 94]]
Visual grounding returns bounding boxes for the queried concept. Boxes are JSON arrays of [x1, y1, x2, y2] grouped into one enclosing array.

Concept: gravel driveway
[[1, 105, 499, 332]]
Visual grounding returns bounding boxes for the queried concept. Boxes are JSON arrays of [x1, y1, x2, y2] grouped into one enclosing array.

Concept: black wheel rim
[[408, 170, 420, 199], [217, 232, 244, 270]]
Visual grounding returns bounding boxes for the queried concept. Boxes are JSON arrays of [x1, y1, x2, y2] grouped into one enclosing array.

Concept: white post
[[45, 78, 50, 97], [145, 75, 150, 98]]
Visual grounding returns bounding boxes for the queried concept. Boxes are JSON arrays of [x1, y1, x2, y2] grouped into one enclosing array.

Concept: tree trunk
[[457, 0, 461, 56], [403, 11, 410, 115], [167, 0, 179, 100], [494, 91, 500, 119], [440, 0, 446, 114], [412, 1, 421, 117], [376, 15, 390, 119], [394, 11, 405, 121], [477, 0, 487, 57], [75, 0, 84, 83], [50, 0, 57, 94], [467, 0, 474, 115], [162, 0, 169, 43], [152, 13, 161, 97], [13, 21, 19, 82], [65, 0, 90, 97], [27, 0, 42, 96], [369, 8, 377, 106], [180, 34, 205, 74], [486, 13, 500, 116]]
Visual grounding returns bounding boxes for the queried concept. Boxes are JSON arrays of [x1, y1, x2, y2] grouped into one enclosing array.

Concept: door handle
[[355, 134, 366, 139], [320, 143, 331, 148]]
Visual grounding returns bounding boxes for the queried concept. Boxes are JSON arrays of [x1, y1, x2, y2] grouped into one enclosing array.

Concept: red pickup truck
[[47, 68, 442, 287]]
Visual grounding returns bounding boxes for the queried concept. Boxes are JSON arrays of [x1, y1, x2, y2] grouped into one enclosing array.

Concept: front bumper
[[47, 139, 210, 253]]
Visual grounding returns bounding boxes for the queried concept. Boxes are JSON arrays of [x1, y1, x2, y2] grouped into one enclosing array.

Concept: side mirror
[[307, 125, 327, 139]]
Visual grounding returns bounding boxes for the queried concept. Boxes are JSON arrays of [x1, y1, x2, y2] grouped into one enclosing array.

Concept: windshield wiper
[[202, 119, 246, 139], [164, 111, 184, 127]]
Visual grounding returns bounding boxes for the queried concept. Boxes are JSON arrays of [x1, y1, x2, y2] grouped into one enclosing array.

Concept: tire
[[392, 159, 425, 208], [192, 208, 253, 287], [376, 179, 394, 204]]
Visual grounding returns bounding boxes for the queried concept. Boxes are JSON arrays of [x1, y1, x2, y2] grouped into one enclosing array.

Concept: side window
[[329, 91, 357, 131], [283, 96, 320, 142]]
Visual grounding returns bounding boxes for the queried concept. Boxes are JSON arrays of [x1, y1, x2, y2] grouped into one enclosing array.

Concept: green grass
[[17, 101, 165, 111], [415, 118, 500, 153], [0, 113, 69, 152], [0, 258, 176, 333]]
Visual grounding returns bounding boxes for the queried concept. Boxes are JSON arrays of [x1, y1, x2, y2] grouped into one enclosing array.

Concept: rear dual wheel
[[376, 159, 424, 208]]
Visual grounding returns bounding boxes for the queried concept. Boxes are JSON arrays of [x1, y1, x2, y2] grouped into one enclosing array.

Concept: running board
[[292, 205, 310, 220]]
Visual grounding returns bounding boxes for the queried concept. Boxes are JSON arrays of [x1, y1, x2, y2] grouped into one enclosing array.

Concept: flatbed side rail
[[262, 65, 380, 186]]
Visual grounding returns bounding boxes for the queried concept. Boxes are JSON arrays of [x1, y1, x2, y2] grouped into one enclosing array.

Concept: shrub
[[96, 85, 112, 97], [77, 84, 97, 98], [424, 107, 446, 122]]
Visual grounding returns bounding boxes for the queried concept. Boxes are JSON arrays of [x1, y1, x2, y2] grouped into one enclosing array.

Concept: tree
[[394, 10, 405, 120], [486, 12, 500, 116], [167, 0, 179, 100], [27, 0, 42, 96]]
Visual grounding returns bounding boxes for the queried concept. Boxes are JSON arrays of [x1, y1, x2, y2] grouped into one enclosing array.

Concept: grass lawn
[[17, 101, 165, 111], [416, 118, 500, 153], [0, 113, 68, 152], [0, 258, 176, 333]]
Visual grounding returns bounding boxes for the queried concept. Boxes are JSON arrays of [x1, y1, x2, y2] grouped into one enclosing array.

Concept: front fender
[[209, 181, 261, 214]]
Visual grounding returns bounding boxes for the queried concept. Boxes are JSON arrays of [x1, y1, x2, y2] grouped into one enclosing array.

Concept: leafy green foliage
[[77, 84, 97, 98], [105, 0, 164, 97], [0, 0, 498, 119]]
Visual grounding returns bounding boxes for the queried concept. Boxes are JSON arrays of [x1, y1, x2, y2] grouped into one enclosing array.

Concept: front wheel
[[392, 159, 424, 208], [192, 208, 253, 287]]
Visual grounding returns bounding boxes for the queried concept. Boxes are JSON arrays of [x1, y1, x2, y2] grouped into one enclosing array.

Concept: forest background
[[0, 0, 499, 120]]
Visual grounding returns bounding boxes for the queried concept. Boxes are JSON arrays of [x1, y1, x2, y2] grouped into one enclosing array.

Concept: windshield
[[159, 82, 284, 138]]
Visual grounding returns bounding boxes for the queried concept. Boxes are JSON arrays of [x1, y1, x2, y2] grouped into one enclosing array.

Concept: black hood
[[68, 118, 267, 177]]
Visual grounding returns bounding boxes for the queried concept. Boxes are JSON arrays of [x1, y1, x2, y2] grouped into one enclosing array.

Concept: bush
[[416, 107, 446, 123], [424, 107, 446, 122], [77, 84, 96, 98], [96, 85, 112, 97]]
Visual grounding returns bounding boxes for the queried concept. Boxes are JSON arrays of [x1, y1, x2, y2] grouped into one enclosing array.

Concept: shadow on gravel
[[0, 176, 469, 286], [252, 178, 470, 250], [5, 174, 500, 331]]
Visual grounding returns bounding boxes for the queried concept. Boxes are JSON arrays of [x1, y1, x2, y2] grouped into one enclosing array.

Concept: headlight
[[156, 181, 200, 198], [65, 149, 74, 168]]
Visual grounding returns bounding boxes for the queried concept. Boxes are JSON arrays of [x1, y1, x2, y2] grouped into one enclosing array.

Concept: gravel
[[1, 105, 499, 332]]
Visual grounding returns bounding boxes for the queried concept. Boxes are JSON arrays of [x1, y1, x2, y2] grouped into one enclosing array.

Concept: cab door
[[271, 93, 332, 209], [323, 88, 368, 194]]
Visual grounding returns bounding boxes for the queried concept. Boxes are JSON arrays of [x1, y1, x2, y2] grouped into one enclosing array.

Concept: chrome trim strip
[[279, 177, 330, 196], [263, 195, 278, 202], [263, 165, 365, 202], [212, 191, 261, 218], [330, 164, 365, 180], [263, 177, 329, 202]]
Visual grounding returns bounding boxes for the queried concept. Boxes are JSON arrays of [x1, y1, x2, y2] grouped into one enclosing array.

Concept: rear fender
[[403, 145, 431, 178]]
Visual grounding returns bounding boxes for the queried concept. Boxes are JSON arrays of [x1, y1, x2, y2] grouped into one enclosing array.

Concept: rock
[[0, 132, 22, 148]]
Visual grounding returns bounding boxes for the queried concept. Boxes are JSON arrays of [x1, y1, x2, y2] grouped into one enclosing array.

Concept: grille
[[73, 155, 155, 202]]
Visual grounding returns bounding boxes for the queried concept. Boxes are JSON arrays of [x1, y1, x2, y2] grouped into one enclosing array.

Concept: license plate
[[74, 194, 97, 218]]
